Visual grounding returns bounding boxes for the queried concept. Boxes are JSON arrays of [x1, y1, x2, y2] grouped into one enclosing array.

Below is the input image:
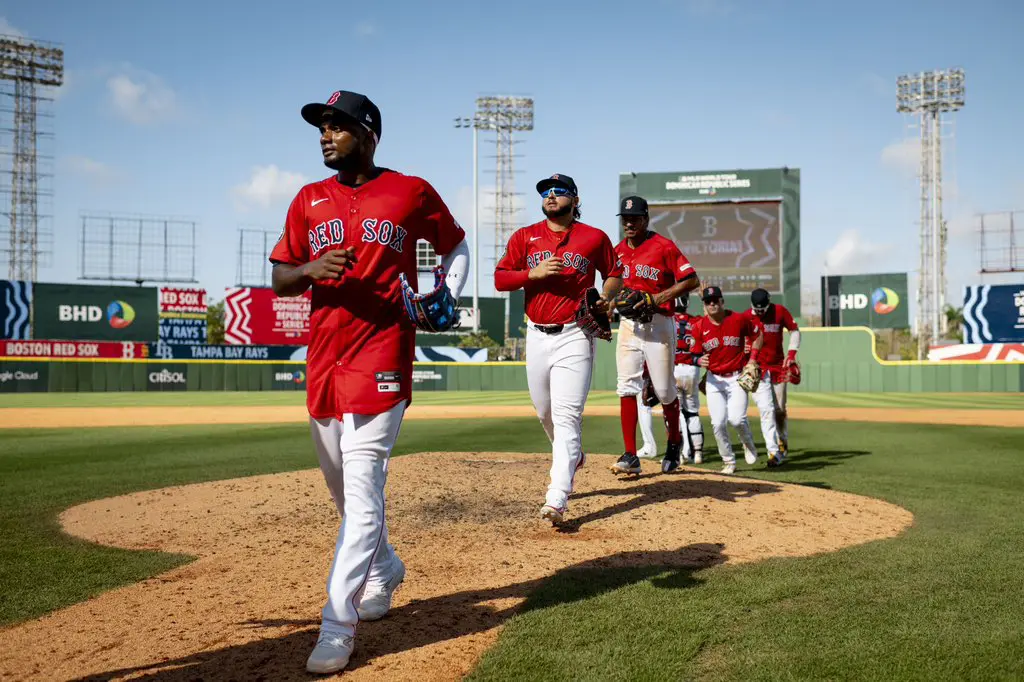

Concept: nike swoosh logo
[[530, 236, 542, 241], [311, 198, 329, 206]]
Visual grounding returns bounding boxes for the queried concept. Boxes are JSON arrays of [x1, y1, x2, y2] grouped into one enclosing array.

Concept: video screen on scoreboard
[[648, 201, 783, 294]]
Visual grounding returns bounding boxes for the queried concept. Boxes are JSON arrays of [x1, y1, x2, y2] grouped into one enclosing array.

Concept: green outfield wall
[[1, 328, 1020, 394]]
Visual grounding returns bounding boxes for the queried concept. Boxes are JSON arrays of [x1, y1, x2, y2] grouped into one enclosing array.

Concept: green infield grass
[[1, 390, 1022, 409]]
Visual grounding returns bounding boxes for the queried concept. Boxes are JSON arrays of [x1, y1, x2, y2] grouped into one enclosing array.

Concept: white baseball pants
[[674, 363, 704, 459], [637, 400, 657, 453], [750, 371, 781, 455], [616, 315, 676, 403], [705, 371, 757, 465], [772, 378, 789, 443], [309, 400, 405, 638], [526, 321, 594, 511]]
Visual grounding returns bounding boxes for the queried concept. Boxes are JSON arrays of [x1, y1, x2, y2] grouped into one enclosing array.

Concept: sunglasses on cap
[[539, 187, 573, 198], [752, 304, 769, 313]]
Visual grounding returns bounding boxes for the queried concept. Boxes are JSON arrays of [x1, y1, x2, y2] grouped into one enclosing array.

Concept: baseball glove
[[614, 288, 656, 323], [575, 287, 612, 341], [787, 361, 802, 385], [737, 361, 761, 393], [641, 373, 659, 407], [398, 265, 460, 333]]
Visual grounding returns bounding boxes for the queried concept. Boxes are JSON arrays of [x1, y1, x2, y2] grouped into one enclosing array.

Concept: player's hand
[[528, 256, 564, 280], [652, 291, 671, 306], [593, 296, 610, 314], [304, 248, 357, 280], [698, 355, 710, 368], [784, 350, 797, 367]]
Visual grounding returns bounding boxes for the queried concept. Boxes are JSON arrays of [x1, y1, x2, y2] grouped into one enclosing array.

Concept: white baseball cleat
[[720, 463, 736, 475], [694, 452, 703, 464], [540, 504, 565, 525], [357, 554, 405, 621], [306, 631, 355, 674], [637, 443, 659, 459], [744, 448, 758, 465]]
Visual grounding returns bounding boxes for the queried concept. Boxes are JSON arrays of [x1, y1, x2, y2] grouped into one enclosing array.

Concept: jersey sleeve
[[596, 232, 625, 278], [416, 180, 466, 256], [269, 192, 310, 265], [782, 306, 799, 331], [494, 230, 530, 291], [666, 240, 697, 282]]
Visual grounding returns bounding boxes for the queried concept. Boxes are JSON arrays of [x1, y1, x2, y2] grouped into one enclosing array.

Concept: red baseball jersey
[[269, 171, 465, 418], [494, 221, 623, 325], [688, 310, 760, 375], [743, 303, 798, 371], [674, 312, 700, 365], [615, 233, 696, 316]]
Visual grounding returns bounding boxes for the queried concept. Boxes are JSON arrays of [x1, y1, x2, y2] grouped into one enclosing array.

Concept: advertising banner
[[33, 283, 159, 342], [145, 364, 189, 392], [821, 273, 909, 329], [271, 365, 307, 390], [963, 284, 1024, 343], [0, 362, 49, 393], [0, 280, 33, 340], [411, 366, 448, 391], [159, 287, 208, 345], [1, 340, 150, 359], [148, 343, 306, 361], [414, 347, 488, 362], [928, 344, 1024, 362], [223, 287, 311, 345]]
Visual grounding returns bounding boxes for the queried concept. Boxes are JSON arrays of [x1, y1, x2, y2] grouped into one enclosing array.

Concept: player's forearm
[[272, 263, 312, 297], [788, 330, 801, 352], [494, 269, 530, 291], [602, 277, 623, 300], [440, 238, 470, 299], [659, 275, 699, 303], [749, 332, 764, 362]]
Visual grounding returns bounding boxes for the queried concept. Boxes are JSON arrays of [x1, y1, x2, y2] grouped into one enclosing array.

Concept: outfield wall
[[1, 328, 1020, 393]]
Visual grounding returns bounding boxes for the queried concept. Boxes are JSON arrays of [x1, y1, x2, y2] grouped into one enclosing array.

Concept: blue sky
[[2, 0, 1022, 319]]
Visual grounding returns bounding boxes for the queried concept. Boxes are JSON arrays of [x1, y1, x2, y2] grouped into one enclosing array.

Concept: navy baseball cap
[[702, 286, 724, 302], [301, 90, 382, 143], [617, 195, 649, 216], [536, 173, 578, 196], [751, 288, 771, 310]]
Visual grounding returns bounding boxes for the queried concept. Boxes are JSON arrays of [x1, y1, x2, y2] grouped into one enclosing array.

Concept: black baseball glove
[[614, 288, 656, 323]]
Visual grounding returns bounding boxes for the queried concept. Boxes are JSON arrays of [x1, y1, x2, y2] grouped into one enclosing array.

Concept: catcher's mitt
[[575, 287, 612, 341], [398, 265, 460, 333], [737, 361, 761, 393], [614, 288, 656, 323], [787, 361, 802, 385]]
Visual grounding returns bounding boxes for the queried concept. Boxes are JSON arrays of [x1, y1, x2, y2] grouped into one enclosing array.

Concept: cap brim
[[536, 178, 574, 194], [301, 102, 366, 129], [617, 210, 648, 217]]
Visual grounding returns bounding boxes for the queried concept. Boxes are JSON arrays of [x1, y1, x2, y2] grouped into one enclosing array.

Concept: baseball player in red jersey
[[495, 173, 623, 525], [684, 286, 764, 474], [611, 195, 700, 475], [270, 90, 469, 674], [743, 288, 800, 466]]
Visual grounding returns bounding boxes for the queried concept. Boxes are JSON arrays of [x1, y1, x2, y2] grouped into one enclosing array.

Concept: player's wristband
[[787, 350, 797, 362], [749, 347, 760, 363], [689, 354, 702, 366]]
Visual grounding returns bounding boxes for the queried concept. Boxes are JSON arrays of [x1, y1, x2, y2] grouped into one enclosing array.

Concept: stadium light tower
[[896, 68, 964, 359], [455, 96, 534, 337], [0, 34, 64, 281]]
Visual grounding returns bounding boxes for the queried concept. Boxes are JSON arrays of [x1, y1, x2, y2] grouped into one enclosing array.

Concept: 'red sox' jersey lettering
[[615, 232, 696, 317]]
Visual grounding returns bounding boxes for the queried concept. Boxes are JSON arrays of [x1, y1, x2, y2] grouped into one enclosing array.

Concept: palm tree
[[943, 304, 964, 341]]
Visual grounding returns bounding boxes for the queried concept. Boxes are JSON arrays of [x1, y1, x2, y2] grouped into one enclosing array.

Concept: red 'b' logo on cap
[[326, 91, 341, 105], [625, 199, 633, 209]]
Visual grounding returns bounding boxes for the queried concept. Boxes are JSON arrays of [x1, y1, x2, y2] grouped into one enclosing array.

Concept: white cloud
[[63, 155, 119, 187], [881, 137, 921, 176], [354, 21, 376, 36], [106, 70, 179, 125], [823, 229, 893, 274], [231, 165, 309, 211], [0, 16, 26, 39]]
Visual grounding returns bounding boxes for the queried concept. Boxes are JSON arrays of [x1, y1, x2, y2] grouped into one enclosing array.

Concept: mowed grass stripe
[[1, 390, 1021, 410]]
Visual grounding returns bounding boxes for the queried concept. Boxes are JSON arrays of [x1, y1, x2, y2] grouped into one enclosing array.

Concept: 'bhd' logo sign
[[828, 294, 868, 310]]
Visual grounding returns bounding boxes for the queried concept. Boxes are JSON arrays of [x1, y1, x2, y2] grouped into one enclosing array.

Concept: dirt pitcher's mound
[[0, 454, 912, 681]]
